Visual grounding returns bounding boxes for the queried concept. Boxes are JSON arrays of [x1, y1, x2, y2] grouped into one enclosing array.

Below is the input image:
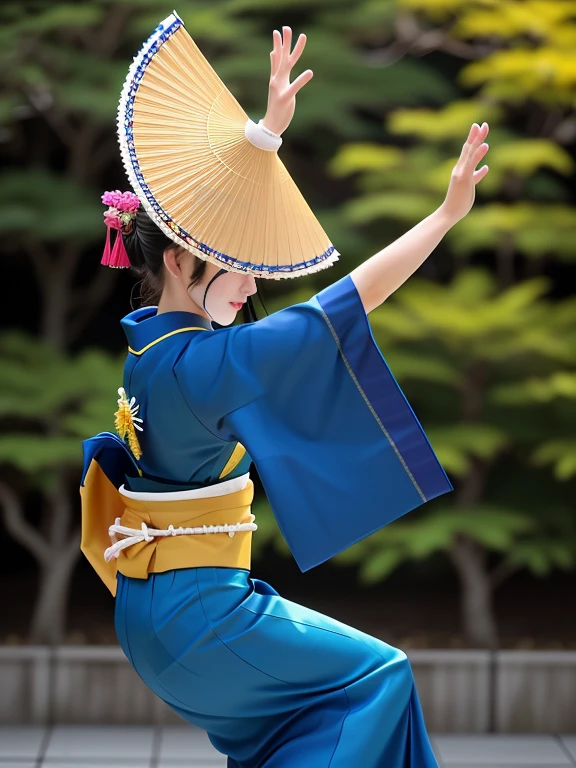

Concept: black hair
[[122, 206, 206, 306], [122, 206, 266, 323]]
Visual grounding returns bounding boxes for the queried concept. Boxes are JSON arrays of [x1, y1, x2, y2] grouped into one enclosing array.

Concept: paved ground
[[1, 726, 575, 767]]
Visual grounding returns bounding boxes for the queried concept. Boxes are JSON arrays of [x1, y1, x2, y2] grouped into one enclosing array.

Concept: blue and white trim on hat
[[116, 11, 340, 279]]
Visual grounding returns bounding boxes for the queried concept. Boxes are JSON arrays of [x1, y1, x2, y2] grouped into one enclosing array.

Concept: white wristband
[[244, 118, 283, 152]]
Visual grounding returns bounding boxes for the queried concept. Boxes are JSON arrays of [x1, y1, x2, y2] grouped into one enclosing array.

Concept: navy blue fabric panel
[[80, 432, 139, 488], [316, 274, 453, 501]]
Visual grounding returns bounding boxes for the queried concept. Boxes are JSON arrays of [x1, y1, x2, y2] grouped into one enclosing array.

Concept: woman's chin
[[214, 311, 236, 327]]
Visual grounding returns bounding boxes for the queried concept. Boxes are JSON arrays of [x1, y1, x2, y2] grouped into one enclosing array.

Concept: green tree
[[317, 0, 576, 646], [0, 0, 457, 642], [332, 270, 576, 647], [0, 332, 124, 642], [3, 0, 575, 649], [257, 266, 576, 647]]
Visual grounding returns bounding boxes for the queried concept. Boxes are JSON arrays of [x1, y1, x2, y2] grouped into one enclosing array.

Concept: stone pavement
[[0, 726, 575, 767]]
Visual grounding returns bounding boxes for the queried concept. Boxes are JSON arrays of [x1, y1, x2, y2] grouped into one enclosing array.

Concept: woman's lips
[[230, 302, 243, 310]]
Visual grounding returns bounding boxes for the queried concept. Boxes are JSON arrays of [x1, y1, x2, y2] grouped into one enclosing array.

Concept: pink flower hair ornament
[[101, 189, 141, 268]]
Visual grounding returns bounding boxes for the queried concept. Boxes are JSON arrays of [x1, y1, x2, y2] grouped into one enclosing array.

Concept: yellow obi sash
[[80, 457, 255, 597]]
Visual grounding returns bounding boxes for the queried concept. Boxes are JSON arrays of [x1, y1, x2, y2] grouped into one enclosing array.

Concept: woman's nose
[[244, 276, 258, 295]]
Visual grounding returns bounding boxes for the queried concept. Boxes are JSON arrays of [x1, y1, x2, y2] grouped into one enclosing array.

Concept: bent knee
[[387, 648, 415, 695]]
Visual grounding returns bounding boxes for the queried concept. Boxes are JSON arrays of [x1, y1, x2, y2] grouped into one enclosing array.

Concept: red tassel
[[110, 229, 131, 268], [101, 227, 131, 269], [100, 224, 113, 267]]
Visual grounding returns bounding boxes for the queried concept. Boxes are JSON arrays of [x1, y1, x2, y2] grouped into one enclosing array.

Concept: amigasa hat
[[117, 10, 340, 279]]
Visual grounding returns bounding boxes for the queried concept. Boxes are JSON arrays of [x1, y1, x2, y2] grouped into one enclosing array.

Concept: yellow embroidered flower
[[114, 387, 143, 460]]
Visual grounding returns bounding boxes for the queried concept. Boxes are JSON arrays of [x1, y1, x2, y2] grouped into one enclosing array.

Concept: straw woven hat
[[117, 11, 339, 279]]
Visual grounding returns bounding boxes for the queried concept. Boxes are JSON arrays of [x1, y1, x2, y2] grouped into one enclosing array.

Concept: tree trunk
[[29, 536, 81, 645], [450, 534, 498, 649], [0, 474, 81, 645], [29, 467, 80, 644], [2, 6, 134, 646], [450, 364, 499, 648]]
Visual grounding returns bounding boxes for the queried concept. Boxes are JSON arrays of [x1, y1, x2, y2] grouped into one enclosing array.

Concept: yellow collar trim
[[128, 327, 210, 356], [219, 443, 247, 480]]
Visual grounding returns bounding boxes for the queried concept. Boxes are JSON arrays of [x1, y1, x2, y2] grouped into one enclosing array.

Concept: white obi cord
[[104, 473, 257, 563], [244, 118, 282, 151]]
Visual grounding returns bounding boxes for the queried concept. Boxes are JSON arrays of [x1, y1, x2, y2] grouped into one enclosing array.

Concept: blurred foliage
[[255, 268, 576, 583], [0, 0, 452, 138], [0, 170, 103, 243], [1, 0, 576, 645], [0, 332, 123, 488], [243, 0, 576, 626]]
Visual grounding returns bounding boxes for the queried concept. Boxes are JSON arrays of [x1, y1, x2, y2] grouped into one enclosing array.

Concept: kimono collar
[[121, 307, 213, 356]]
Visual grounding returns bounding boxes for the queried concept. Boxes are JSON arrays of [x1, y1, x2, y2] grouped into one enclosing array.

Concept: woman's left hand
[[261, 27, 313, 137]]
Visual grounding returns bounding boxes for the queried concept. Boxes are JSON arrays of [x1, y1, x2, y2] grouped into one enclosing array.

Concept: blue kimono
[[84, 274, 452, 767]]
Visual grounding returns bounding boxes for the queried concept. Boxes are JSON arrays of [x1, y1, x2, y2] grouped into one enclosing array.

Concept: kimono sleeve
[[173, 273, 453, 572]]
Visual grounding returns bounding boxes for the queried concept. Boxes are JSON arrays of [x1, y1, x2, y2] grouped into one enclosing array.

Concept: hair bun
[[121, 207, 147, 270], [123, 207, 175, 275]]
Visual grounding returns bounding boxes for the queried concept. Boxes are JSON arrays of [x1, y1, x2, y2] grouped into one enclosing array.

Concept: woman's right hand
[[439, 122, 490, 226], [261, 27, 313, 137]]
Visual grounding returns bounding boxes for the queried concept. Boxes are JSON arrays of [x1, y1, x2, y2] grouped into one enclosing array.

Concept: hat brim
[[117, 12, 340, 279]]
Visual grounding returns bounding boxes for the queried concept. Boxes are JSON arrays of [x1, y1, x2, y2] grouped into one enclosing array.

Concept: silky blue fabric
[[115, 567, 439, 767], [173, 274, 452, 571], [104, 274, 450, 766]]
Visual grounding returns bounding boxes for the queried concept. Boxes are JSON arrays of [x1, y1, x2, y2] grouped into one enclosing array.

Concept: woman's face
[[188, 258, 258, 326]]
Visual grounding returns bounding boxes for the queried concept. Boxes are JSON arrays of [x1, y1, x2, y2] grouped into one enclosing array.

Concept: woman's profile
[[80, 13, 489, 767]]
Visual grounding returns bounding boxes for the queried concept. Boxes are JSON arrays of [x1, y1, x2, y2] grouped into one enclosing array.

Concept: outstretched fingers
[[461, 122, 490, 183], [472, 125, 490, 183], [461, 123, 488, 159], [472, 144, 490, 182], [288, 31, 307, 67], [474, 163, 490, 183], [280, 26, 292, 71], [285, 68, 314, 99], [271, 27, 308, 80], [270, 30, 282, 78]]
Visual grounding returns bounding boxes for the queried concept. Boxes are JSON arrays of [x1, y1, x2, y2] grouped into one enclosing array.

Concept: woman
[[81, 20, 490, 768]]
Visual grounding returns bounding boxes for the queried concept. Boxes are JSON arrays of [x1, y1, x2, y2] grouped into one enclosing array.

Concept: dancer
[[80, 13, 489, 767]]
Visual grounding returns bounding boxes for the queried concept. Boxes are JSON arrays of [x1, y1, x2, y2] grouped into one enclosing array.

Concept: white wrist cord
[[244, 118, 282, 151]]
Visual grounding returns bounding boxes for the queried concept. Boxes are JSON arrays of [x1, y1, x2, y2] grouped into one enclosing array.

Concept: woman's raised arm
[[350, 122, 490, 314]]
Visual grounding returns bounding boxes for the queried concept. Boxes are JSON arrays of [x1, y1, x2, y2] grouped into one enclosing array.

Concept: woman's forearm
[[349, 207, 454, 314]]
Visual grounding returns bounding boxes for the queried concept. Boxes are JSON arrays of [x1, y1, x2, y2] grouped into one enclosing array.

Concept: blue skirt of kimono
[[115, 566, 439, 767]]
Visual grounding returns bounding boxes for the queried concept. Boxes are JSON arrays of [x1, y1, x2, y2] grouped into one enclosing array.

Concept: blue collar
[[120, 307, 213, 356]]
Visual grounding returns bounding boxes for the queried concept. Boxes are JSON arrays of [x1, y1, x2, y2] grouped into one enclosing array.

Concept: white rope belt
[[104, 515, 258, 563]]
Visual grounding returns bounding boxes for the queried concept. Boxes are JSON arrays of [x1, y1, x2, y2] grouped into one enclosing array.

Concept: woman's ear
[[163, 246, 181, 279]]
